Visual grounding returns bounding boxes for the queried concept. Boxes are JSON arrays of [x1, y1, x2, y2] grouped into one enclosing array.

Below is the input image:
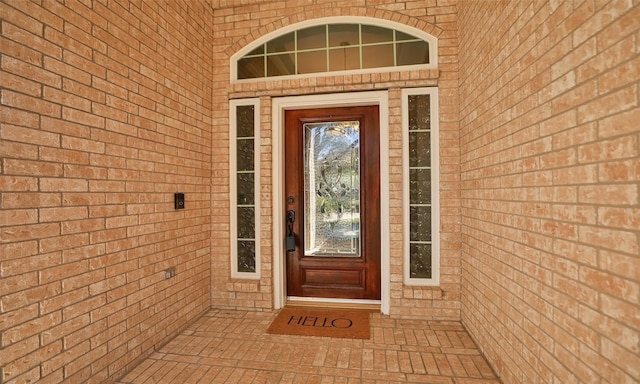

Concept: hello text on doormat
[[266, 308, 371, 339]]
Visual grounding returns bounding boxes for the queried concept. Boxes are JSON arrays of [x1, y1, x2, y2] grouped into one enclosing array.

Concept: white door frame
[[272, 91, 390, 314]]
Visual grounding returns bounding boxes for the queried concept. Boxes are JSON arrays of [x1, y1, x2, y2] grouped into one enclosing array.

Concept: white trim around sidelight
[[230, 98, 261, 280], [401, 87, 440, 286]]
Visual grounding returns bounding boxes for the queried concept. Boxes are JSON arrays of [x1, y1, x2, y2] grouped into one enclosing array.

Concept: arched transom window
[[232, 18, 437, 81]]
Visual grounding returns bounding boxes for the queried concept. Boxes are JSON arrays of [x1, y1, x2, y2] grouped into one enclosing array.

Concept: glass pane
[[237, 240, 256, 273], [298, 25, 326, 50], [267, 32, 294, 52], [361, 25, 393, 44], [298, 50, 327, 74], [238, 57, 264, 79], [304, 121, 361, 257], [328, 24, 359, 47], [396, 30, 417, 41], [237, 173, 254, 205], [409, 131, 430, 168], [397, 41, 430, 65], [410, 205, 431, 242], [266, 53, 295, 77], [246, 45, 264, 56], [410, 168, 431, 204], [362, 44, 394, 69], [237, 207, 255, 239], [408, 94, 431, 130], [236, 105, 254, 138], [410, 243, 432, 278], [236, 138, 254, 172], [328, 47, 359, 71]]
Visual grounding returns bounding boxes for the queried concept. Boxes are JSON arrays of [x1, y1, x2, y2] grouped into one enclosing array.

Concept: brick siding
[[459, 1, 639, 383], [1, 0, 638, 383], [1, 1, 213, 382]]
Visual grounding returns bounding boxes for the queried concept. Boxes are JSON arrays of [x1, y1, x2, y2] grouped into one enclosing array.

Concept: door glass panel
[[304, 121, 360, 257]]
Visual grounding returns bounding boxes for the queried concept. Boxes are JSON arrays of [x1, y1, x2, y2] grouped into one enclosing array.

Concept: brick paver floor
[[116, 309, 501, 383]]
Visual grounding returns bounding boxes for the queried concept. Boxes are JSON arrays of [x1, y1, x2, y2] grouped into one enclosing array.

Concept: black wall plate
[[174, 193, 185, 209]]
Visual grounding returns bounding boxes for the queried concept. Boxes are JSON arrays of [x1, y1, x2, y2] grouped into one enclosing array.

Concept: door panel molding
[[272, 91, 390, 314]]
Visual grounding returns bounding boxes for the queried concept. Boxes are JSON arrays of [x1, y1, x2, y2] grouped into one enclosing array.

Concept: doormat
[[267, 308, 370, 339]]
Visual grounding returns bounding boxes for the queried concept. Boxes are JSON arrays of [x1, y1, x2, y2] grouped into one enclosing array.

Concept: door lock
[[286, 210, 296, 252]]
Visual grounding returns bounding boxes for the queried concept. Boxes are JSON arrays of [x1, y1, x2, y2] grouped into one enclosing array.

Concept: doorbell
[[174, 193, 185, 209]]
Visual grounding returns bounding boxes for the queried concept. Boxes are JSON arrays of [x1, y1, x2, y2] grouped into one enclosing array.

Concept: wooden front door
[[284, 106, 380, 300]]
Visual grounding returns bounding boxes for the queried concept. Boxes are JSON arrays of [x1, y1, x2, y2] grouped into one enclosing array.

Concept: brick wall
[[458, 1, 639, 383], [210, 0, 462, 319], [8, 0, 637, 382], [1, 1, 213, 383]]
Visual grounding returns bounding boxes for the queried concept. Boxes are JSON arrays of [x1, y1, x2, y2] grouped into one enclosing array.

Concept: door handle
[[286, 210, 296, 252]]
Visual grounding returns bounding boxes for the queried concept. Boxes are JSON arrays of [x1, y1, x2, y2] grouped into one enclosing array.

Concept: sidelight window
[[230, 99, 261, 279], [402, 88, 439, 286]]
